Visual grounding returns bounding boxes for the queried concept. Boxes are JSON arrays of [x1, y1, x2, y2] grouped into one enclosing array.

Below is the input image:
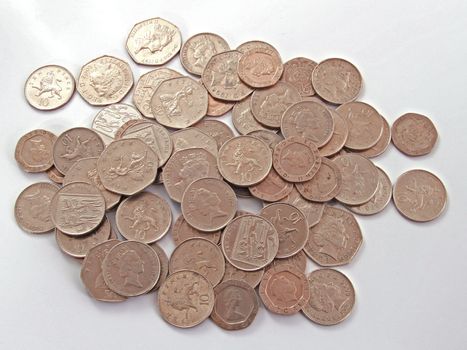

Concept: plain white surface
[[1, 0, 467, 349]]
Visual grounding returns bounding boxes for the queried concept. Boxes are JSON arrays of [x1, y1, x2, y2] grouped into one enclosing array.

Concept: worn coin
[[280, 187, 325, 227], [206, 90, 235, 116], [149, 243, 169, 290], [47, 166, 65, 184], [15, 129, 56, 173], [192, 119, 234, 149], [249, 168, 293, 202], [236, 40, 279, 54], [171, 129, 217, 159], [232, 97, 271, 135], [171, 214, 221, 246], [353, 115, 391, 158], [221, 260, 264, 288], [281, 57, 317, 96], [268, 250, 308, 273], [238, 47, 283, 88], [248, 130, 283, 153], [319, 110, 349, 157]]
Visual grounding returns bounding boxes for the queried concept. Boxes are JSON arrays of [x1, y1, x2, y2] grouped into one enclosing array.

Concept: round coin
[[232, 97, 271, 135], [281, 57, 318, 96], [248, 130, 283, 152], [171, 127, 218, 157], [192, 119, 234, 149], [236, 40, 279, 54], [171, 215, 221, 246], [353, 114, 391, 158], [47, 166, 65, 184], [280, 187, 325, 227], [15, 129, 56, 173], [221, 260, 264, 288], [319, 110, 349, 157], [238, 47, 283, 88], [149, 243, 169, 291], [269, 250, 308, 273], [249, 168, 293, 202]]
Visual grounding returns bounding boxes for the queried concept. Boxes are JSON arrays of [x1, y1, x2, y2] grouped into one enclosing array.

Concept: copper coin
[[232, 97, 271, 135], [192, 119, 234, 149], [24, 65, 75, 110], [50, 182, 105, 236], [312, 58, 362, 105], [236, 40, 279, 54], [171, 127, 218, 157], [171, 215, 221, 246], [53, 127, 105, 175], [273, 136, 321, 183], [391, 113, 438, 156], [206, 91, 235, 117], [304, 206, 363, 267], [97, 138, 158, 196], [250, 81, 301, 128], [281, 57, 318, 96], [169, 238, 225, 287], [393, 169, 447, 222], [249, 168, 293, 202], [149, 243, 169, 291], [80, 240, 127, 302], [280, 187, 325, 227], [77, 55, 133, 106], [353, 115, 391, 158], [221, 260, 264, 288], [221, 214, 279, 271], [211, 280, 259, 330], [319, 110, 349, 157], [238, 47, 283, 88], [47, 166, 65, 184], [248, 130, 283, 153], [181, 177, 237, 232], [102, 240, 160, 297], [218, 135, 272, 186], [126, 17, 181, 66], [230, 182, 254, 198], [333, 153, 379, 205], [163, 148, 221, 203], [158, 270, 214, 328], [15, 182, 59, 234], [259, 265, 310, 315], [181, 32, 230, 76], [15, 129, 56, 173], [269, 250, 308, 273], [302, 268, 355, 325], [116, 192, 172, 243]]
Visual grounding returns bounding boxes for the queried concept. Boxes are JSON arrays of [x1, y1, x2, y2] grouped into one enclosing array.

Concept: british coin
[[259, 265, 310, 315], [114, 119, 146, 140], [80, 240, 127, 302], [336, 102, 384, 150], [171, 215, 221, 246], [151, 77, 208, 129], [249, 168, 293, 202], [260, 203, 309, 258], [273, 136, 321, 183], [393, 169, 447, 222], [238, 47, 283, 88], [250, 81, 301, 128], [171, 127, 218, 157], [181, 32, 230, 76], [149, 243, 169, 290], [268, 250, 308, 273], [302, 268, 355, 325], [232, 97, 271, 135], [296, 157, 342, 202], [15, 129, 56, 172], [281, 57, 318, 96], [77, 55, 133, 106], [221, 260, 264, 288], [353, 114, 390, 158], [218, 135, 272, 186], [169, 238, 225, 286], [221, 214, 279, 271], [230, 182, 254, 198], [15, 182, 59, 233], [158, 270, 214, 328], [391, 113, 438, 156], [202, 50, 253, 101], [236, 40, 279, 54], [280, 187, 324, 227], [53, 127, 105, 175], [97, 138, 158, 196], [248, 130, 283, 152], [181, 177, 237, 232], [50, 182, 106, 236], [312, 58, 362, 105], [116, 192, 172, 243], [281, 101, 335, 147], [24, 65, 75, 110], [319, 110, 349, 157], [47, 166, 65, 184], [206, 90, 235, 116], [211, 280, 259, 330], [126, 17, 181, 65], [163, 148, 221, 203], [192, 119, 234, 149], [304, 206, 363, 266], [333, 153, 379, 205]]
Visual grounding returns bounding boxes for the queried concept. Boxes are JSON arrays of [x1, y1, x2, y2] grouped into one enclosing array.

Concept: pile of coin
[[15, 17, 447, 330]]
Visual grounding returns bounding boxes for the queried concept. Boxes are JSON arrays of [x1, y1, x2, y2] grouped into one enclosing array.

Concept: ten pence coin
[[15, 129, 56, 173], [149, 243, 169, 291], [319, 110, 349, 157], [221, 260, 264, 288], [171, 215, 221, 246], [280, 187, 325, 227], [238, 47, 283, 88], [281, 57, 318, 96]]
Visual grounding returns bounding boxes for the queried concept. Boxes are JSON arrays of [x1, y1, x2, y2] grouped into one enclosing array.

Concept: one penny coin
[[232, 97, 271, 135], [280, 187, 325, 227], [249, 168, 293, 202], [15, 129, 56, 173], [221, 260, 264, 288], [319, 110, 349, 157], [171, 215, 221, 246], [281, 57, 317, 96], [238, 47, 283, 88], [171, 128, 218, 157]]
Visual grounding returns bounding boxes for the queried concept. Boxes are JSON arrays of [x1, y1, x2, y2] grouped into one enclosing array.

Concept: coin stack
[[15, 17, 447, 330]]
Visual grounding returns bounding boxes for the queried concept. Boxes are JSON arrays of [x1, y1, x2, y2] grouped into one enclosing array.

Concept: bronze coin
[[171, 127, 218, 157], [171, 214, 221, 246], [281, 57, 318, 96], [236, 40, 279, 54], [232, 96, 271, 135], [192, 119, 234, 149], [47, 166, 65, 184], [15, 129, 56, 173], [247, 130, 283, 152], [249, 168, 293, 202], [149, 243, 169, 291], [238, 47, 283, 88], [221, 260, 264, 288], [353, 115, 391, 158], [280, 187, 325, 227], [206, 90, 235, 117], [268, 250, 308, 273], [319, 109, 349, 157]]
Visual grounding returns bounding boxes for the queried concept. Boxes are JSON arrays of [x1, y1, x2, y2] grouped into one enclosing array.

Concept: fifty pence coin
[[15, 129, 56, 173]]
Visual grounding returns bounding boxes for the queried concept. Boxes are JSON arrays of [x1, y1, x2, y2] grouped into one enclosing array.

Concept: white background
[[1, 0, 467, 349]]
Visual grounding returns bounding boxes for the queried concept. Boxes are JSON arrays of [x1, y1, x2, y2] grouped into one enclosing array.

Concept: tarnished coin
[[304, 206, 363, 267], [312, 58, 362, 105], [280, 187, 325, 227], [158, 270, 214, 328], [249, 168, 293, 202], [169, 238, 225, 287], [230, 183, 254, 198], [221, 260, 264, 288], [202, 50, 253, 101], [181, 32, 230, 75], [181, 177, 237, 232], [116, 192, 172, 243], [319, 110, 349, 157], [206, 90, 235, 116], [281, 101, 334, 147], [171, 127, 218, 157], [171, 215, 221, 246], [15, 182, 59, 234], [221, 214, 279, 271], [238, 47, 283, 88], [296, 157, 342, 202], [151, 77, 208, 129], [211, 280, 259, 330], [333, 153, 379, 205], [56, 216, 111, 258], [259, 265, 310, 315], [218, 135, 272, 186], [50, 182, 105, 236], [260, 203, 309, 258], [236, 40, 279, 54], [232, 97, 271, 135], [53, 127, 105, 175], [269, 250, 308, 273], [248, 130, 283, 153], [15, 129, 56, 173], [391, 113, 438, 156], [336, 101, 383, 150], [77, 55, 133, 106], [273, 136, 321, 183], [353, 115, 390, 158], [24, 65, 75, 110], [302, 269, 355, 325], [192, 119, 234, 149], [163, 148, 221, 203], [97, 138, 158, 196], [149, 243, 169, 290], [251, 81, 301, 128], [80, 240, 127, 302], [126, 17, 181, 65], [393, 169, 447, 222], [281, 57, 318, 96], [47, 166, 65, 184]]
